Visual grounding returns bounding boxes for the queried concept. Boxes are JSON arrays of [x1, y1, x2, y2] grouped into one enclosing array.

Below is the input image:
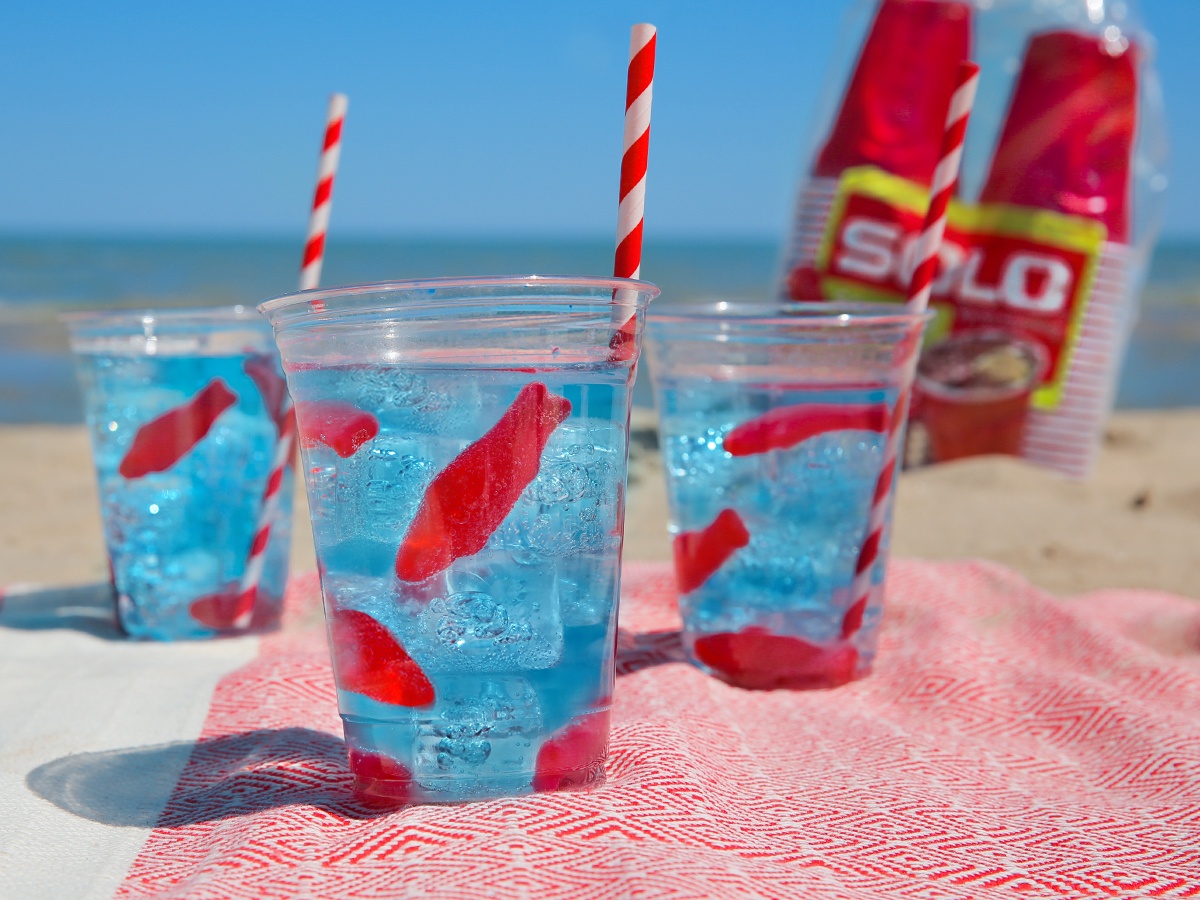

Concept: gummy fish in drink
[[646, 301, 927, 690], [65, 308, 294, 640], [262, 276, 656, 804], [656, 380, 891, 688]]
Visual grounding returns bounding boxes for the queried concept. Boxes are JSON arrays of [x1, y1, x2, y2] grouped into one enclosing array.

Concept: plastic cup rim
[[257, 274, 661, 318], [648, 299, 934, 329], [58, 304, 266, 330]]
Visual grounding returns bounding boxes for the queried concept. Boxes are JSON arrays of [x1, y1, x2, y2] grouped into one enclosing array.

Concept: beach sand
[[2, 409, 1197, 600]]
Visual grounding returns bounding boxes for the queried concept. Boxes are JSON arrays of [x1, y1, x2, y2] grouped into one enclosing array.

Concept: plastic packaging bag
[[778, 0, 1168, 478]]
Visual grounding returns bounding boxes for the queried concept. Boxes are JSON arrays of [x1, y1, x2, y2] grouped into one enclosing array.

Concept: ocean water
[[1, 234, 1198, 422]]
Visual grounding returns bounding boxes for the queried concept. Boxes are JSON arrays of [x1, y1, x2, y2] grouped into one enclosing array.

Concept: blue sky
[[1, 1, 1196, 239]]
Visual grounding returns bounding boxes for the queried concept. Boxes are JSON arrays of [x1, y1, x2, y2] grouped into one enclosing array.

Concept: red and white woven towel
[[4, 560, 1199, 898]]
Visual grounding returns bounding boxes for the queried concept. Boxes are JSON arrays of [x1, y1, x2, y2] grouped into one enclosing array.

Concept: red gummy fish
[[533, 709, 610, 792], [396, 382, 572, 583], [980, 30, 1137, 242], [694, 628, 859, 690], [296, 401, 379, 458], [330, 608, 435, 707], [814, 0, 972, 183], [348, 747, 414, 806], [672, 508, 750, 594], [243, 354, 290, 432], [189, 585, 255, 631], [119, 379, 238, 479], [723, 403, 889, 457]]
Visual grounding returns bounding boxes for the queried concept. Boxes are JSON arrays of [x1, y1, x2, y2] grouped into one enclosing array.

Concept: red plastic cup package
[[779, 0, 1167, 478]]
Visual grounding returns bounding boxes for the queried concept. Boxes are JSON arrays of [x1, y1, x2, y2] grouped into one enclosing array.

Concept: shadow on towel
[[615, 627, 686, 675], [0, 581, 122, 640], [25, 631, 693, 828], [27, 727, 398, 826]]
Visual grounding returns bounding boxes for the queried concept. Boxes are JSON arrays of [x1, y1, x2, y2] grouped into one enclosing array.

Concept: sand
[[2, 409, 1197, 600]]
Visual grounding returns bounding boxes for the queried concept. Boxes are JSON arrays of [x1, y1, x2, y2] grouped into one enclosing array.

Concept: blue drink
[[66, 308, 294, 641], [647, 302, 928, 690], [261, 276, 657, 804]]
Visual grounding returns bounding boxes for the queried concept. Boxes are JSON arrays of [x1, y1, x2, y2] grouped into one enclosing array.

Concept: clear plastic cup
[[645, 301, 929, 690], [258, 275, 658, 804], [64, 307, 295, 640]]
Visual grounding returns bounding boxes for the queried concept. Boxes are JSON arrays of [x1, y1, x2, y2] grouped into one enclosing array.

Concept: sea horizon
[[1, 233, 1198, 422]]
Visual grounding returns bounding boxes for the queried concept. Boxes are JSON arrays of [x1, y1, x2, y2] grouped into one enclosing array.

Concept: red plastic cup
[[814, 0, 972, 183], [980, 30, 1138, 242], [914, 332, 1046, 462]]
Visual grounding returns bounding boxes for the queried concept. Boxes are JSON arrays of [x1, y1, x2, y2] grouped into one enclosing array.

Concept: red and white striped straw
[[611, 24, 656, 345], [299, 93, 349, 292], [232, 411, 298, 628], [841, 61, 980, 640], [904, 63, 979, 316], [233, 93, 347, 628]]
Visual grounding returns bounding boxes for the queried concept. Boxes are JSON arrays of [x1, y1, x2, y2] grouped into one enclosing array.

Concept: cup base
[[350, 762, 607, 807], [686, 627, 866, 691], [347, 739, 608, 806], [697, 665, 867, 692], [530, 761, 607, 795], [117, 595, 285, 643]]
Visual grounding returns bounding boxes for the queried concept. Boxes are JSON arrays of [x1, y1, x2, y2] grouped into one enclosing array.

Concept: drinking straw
[[841, 61, 979, 640], [903, 62, 978, 314], [782, 0, 970, 302], [231, 412, 298, 628], [610, 24, 656, 348], [979, 33, 1136, 477], [232, 93, 348, 628], [979, 31, 1135, 242], [299, 93, 349, 291]]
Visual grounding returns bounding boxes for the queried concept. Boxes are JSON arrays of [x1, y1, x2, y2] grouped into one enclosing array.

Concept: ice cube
[[762, 431, 883, 525], [323, 574, 394, 617], [411, 676, 541, 786], [304, 435, 437, 548], [302, 459, 339, 530], [353, 367, 427, 412], [501, 423, 621, 564], [529, 457, 592, 505], [729, 528, 821, 610], [162, 548, 224, 595], [320, 537, 397, 579], [555, 551, 618, 627], [101, 474, 191, 558], [661, 422, 742, 525], [359, 439, 434, 531], [90, 386, 190, 468], [420, 570, 562, 671], [436, 591, 524, 646], [340, 672, 544, 799], [188, 410, 273, 514], [503, 504, 581, 559]]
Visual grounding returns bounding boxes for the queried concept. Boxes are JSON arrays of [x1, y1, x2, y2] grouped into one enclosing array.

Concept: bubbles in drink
[[74, 347, 293, 640], [354, 367, 427, 411], [415, 676, 542, 783], [657, 377, 892, 680], [437, 591, 524, 648], [289, 363, 627, 802]]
